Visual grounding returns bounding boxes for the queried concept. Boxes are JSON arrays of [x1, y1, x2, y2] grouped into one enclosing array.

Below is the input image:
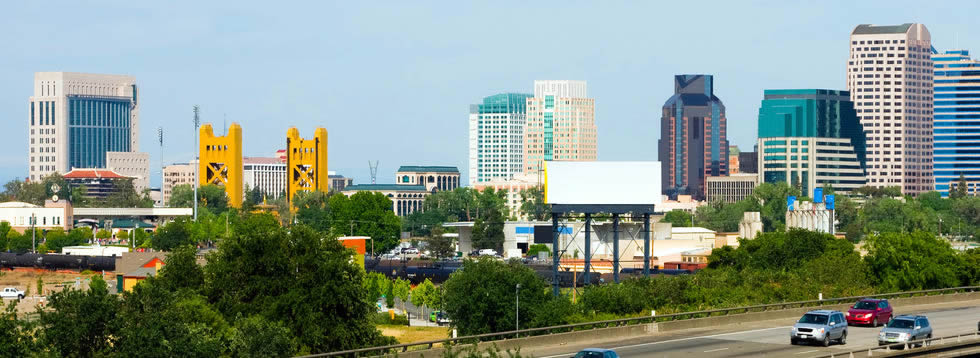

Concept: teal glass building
[[933, 50, 980, 196], [756, 89, 867, 194], [468, 93, 533, 185]]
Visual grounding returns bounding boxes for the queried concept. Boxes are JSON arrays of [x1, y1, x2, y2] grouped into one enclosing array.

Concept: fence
[[813, 332, 980, 357], [300, 286, 980, 358]]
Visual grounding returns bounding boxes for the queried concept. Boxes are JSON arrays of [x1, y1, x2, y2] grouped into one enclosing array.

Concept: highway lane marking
[[537, 326, 791, 358], [702, 347, 729, 353], [794, 349, 819, 354]]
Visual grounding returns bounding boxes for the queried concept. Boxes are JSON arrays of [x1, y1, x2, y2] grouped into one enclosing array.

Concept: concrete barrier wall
[[390, 292, 980, 358]]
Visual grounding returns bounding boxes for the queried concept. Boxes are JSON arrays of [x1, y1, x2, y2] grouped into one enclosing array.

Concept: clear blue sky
[[1, 1, 977, 187]]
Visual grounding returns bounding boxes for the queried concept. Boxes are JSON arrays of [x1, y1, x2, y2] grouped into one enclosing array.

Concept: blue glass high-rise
[[934, 50, 980, 196]]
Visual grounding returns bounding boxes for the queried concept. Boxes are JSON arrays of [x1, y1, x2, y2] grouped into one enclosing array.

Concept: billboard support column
[[552, 213, 560, 297], [613, 213, 620, 284], [643, 213, 651, 276], [584, 213, 592, 286]]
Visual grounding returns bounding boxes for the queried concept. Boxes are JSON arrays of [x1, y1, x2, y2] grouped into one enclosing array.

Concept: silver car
[[878, 315, 932, 347], [790, 310, 848, 346]]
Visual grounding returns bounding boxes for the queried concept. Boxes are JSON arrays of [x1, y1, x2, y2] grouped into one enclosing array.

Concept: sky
[[2, 1, 979, 187]]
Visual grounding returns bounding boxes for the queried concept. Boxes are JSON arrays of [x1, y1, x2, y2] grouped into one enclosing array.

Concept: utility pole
[[193, 105, 200, 221], [31, 213, 36, 253], [515, 283, 521, 338]]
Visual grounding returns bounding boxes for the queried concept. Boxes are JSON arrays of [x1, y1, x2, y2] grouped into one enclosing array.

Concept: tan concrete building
[[706, 173, 758, 203], [524, 80, 597, 176], [847, 23, 934, 195], [243, 157, 287, 199], [162, 161, 196, 206], [106, 151, 150, 194]]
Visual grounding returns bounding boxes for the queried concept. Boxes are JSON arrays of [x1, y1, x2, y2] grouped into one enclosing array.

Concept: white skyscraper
[[468, 93, 533, 185], [847, 23, 934, 195], [28, 72, 140, 182]]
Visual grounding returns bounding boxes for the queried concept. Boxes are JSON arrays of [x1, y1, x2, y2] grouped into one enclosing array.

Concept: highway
[[531, 301, 980, 358]]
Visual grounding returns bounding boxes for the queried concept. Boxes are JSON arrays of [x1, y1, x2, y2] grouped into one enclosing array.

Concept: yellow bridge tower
[[286, 127, 329, 204], [199, 123, 243, 208]]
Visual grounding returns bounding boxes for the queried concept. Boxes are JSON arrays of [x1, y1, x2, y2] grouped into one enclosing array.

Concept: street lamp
[[515, 283, 521, 338], [193, 105, 200, 221]]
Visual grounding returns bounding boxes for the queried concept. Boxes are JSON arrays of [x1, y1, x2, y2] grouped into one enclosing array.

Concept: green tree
[[228, 315, 295, 358], [169, 184, 229, 213], [362, 272, 389, 305], [43, 228, 69, 253], [526, 244, 549, 258], [203, 214, 393, 353], [410, 278, 436, 318], [426, 226, 456, 259], [0, 301, 34, 356], [443, 258, 555, 336], [0, 222, 10, 250], [662, 210, 693, 228], [101, 178, 153, 208], [518, 186, 549, 221], [115, 278, 230, 357], [393, 278, 411, 314], [152, 218, 197, 251], [8, 230, 32, 254], [156, 245, 205, 292], [951, 174, 969, 200], [95, 229, 111, 240], [864, 231, 963, 291], [751, 182, 799, 231], [293, 190, 333, 233], [38, 276, 119, 357], [328, 192, 401, 254]]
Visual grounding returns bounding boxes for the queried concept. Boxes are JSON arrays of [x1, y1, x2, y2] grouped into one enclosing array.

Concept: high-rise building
[[28, 72, 139, 181], [933, 49, 980, 196], [756, 89, 867, 194], [659, 75, 729, 200], [847, 23, 934, 195], [524, 80, 597, 177], [468, 93, 533, 186]]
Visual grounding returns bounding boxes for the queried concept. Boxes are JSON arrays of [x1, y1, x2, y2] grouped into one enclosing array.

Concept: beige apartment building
[[106, 151, 150, 194], [847, 23, 934, 195], [162, 162, 196, 206], [523, 80, 597, 176]]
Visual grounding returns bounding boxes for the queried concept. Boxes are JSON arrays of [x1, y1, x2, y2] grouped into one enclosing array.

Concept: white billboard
[[545, 161, 662, 205]]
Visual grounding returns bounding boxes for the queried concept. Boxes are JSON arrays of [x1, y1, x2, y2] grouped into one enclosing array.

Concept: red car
[[845, 299, 893, 326]]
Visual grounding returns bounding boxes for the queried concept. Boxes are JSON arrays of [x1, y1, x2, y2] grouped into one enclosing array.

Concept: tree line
[[2, 174, 153, 209]]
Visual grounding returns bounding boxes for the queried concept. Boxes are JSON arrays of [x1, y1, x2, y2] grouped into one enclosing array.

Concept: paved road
[[532, 301, 980, 358]]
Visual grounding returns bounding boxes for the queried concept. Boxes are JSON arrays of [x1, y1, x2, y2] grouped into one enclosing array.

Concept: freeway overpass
[[530, 300, 979, 357]]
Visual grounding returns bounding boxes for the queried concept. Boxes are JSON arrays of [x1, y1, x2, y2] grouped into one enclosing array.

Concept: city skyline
[[3, 2, 980, 187]]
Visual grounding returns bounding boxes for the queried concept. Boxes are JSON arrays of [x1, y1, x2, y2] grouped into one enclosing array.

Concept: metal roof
[[343, 184, 427, 192], [396, 166, 460, 173], [852, 23, 913, 35], [74, 207, 193, 217]]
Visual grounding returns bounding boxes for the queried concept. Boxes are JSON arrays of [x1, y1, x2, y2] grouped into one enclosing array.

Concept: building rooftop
[[0, 201, 41, 208], [852, 23, 913, 35], [64, 169, 130, 179], [343, 184, 427, 192], [671, 227, 716, 234], [396, 166, 460, 173], [243, 157, 285, 164]]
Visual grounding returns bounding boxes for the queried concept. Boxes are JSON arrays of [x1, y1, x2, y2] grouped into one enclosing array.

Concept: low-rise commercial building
[[328, 172, 353, 192], [0, 200, 72, 233], [472, 173, 540, 219], [64, 168, 134, 200]]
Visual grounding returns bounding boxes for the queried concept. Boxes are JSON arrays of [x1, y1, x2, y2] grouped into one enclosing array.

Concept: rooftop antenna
[[369, 160, 379, 184], [223, 113, 227, 135]]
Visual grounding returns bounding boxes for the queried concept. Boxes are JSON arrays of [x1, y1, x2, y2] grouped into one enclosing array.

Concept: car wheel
[[822, 335, 830, 347], [790, 338, 797, 345], [872, 317, 878, 327], [17, 295, 23, 300], [839, 331, 847, 345]]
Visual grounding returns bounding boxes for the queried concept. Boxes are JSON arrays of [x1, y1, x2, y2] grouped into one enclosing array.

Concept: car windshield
[[853, 301, 877, 310], [574, 352, 605, 358], [887, 319, 915, 329], [798, 314, 829, 324]]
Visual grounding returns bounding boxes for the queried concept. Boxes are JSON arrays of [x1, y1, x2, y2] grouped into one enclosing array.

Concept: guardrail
[[813, 332, 980, 357], [300, 286, 980, 358]]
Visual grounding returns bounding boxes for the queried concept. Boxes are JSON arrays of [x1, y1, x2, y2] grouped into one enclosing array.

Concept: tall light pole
[[31, 213, 36, 253], [193, 106, 200, 221], [515, 283, 521, 338]]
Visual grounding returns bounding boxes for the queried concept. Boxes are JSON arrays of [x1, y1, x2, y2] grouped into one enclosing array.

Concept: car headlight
[[864, 313, 873, 318], [879, 332, 886, 338], [818, 328, 825, 334], [845, 312, 850, 316]]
